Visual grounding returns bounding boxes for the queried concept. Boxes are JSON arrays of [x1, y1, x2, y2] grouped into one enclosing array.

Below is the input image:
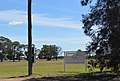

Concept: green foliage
[[0, 36, 26, 61], [39, 45, 62, 61], [81, 0, 120, 71], [0, 36, 12, 55]]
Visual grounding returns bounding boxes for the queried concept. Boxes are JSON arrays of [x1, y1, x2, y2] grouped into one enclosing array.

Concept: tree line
[[0, 36, 26, 62], [0, 36, 62, 62]]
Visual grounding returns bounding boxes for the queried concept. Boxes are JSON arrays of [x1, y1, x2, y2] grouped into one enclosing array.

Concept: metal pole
[[64, 52, 66, 72], [28, 0, 32, 76]]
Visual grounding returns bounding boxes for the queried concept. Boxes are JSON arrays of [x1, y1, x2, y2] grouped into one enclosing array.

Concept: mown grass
[[0, 59, 86, 78], [0, 61, 27, 78]]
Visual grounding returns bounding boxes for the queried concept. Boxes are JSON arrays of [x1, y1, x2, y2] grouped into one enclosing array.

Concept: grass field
[[0, 59, 86, 78]]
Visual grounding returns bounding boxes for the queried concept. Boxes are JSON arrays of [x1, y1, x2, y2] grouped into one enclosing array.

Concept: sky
[[0, 0, 92, 51]]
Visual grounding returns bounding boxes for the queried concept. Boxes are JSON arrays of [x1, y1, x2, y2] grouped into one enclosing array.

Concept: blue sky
[[0, 0, 91, 51]]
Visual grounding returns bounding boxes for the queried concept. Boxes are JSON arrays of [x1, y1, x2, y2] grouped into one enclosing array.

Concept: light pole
[[28, 0, 33, 76]]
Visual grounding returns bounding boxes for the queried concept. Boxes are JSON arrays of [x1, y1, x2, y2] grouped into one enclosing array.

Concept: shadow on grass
[[9, 75, 28, 78], [58, 71, 80, 74], [22, 73, 119, 81]]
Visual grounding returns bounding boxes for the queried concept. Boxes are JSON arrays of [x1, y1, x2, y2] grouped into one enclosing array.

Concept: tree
[[0, 36, 12, 61], [81, 0, 120, 71], [54, 46, 62, 60], [12, 41, 20, 61], [39, 45, 52, 60], [39, 45, 62, 61], [0, 36, 26, 61], [4, 41, 26, 61]]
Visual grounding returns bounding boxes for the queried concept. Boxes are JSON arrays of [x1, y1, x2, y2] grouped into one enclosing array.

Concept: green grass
[[0, 59, 86, 78], [0, 61, 28, 77]]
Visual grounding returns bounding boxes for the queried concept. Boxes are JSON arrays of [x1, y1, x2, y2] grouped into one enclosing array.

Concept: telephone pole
[[28, 0, 33, 76]]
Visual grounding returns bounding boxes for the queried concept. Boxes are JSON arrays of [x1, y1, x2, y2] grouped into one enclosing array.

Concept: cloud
[[8, 21, 24, 25], [9, 34, 90, 48], [32, 36, 91, 50], [33, 36, 90, 45], [0, 9, 82, 29], [0, 9, 26, 22], [33, 14, 82, 29], [36, 4, 80, 14]]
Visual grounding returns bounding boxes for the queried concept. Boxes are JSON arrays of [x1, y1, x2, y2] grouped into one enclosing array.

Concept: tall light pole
[[28, 0, 33, 76]]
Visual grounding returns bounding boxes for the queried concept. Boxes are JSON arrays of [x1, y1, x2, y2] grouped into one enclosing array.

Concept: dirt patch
[[0, 73, 120, 81]]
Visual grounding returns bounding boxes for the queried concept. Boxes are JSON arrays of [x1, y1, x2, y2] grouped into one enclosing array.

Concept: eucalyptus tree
[[0, 36, 12, 56], [18, 44, 26, 55], [12, 41, 20, 61], [81, 0, 120, 71], [39, 45, 61, 60]]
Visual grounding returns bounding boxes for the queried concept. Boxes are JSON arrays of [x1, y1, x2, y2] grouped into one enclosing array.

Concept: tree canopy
[[39, 45, 62, 61], [0, 36, 26, 61], [81, 0, 120, 70]]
